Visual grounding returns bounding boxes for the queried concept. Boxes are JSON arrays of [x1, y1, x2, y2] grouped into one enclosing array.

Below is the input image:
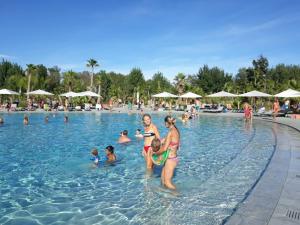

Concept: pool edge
[[225, 118, 300, 225]]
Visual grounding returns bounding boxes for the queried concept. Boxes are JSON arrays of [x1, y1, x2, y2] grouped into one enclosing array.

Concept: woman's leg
[[161, 166, 165, 186], [164, 159, 177, 190], [146, 150, 153, 170]]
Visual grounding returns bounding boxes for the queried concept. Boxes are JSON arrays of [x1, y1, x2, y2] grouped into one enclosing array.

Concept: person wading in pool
[[142, 114, 160, 170], [152, 116, 180, 190]]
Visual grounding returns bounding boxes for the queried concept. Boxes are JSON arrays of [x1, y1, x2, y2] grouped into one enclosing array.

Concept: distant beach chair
[[75, 106, 82, 111], [96, 104, 102, 110]]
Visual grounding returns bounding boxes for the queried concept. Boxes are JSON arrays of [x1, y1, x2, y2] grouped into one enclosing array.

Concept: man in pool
[[90, 148, 100, 167], [64, 116, 69, 123], [0, 117, 4, 124], [105, 145, 116, 162], [143, 114, 160, 170], [118, 130, 131, 143], [23, 116, 29, 125]]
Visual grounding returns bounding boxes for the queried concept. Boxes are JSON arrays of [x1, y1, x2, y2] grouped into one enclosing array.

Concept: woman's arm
[[155, 131, 171, 155], [153, 125, 160, 139]]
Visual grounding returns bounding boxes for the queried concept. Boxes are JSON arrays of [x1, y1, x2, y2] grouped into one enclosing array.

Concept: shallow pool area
[[0, 113, 276, 225]]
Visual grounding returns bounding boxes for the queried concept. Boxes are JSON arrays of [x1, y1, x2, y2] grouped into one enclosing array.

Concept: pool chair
[[203, 106, 224, 113], [75, 106, 82, 111], [58, 106, 64, 111], [96, 104, 102, 111], [84, 103, 91, 111]]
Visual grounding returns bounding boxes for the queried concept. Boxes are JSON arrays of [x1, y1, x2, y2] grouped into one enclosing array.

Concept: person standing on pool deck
[[152, 116, 180, 190], [143, 114, 160, 170], [273, 98, 280, 119]]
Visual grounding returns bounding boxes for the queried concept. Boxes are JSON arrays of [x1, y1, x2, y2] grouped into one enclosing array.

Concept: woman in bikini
[[152, 116, 180, 190], [142, 114, 160, 170]]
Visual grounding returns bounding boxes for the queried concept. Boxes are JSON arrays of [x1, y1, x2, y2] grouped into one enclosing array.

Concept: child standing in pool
[[90, 148, 100, 167], [150, 138, 163, 162]]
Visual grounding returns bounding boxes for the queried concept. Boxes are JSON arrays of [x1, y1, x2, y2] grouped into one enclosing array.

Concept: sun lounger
[[96, 104, 102, 110], [203, 106, 224, 113]]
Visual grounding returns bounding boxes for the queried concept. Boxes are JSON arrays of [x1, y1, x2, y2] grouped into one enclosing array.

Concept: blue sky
[[1, 0, 300, 79]]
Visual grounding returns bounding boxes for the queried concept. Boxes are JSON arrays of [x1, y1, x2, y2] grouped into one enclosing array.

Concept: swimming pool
[[0, 113, 276, 225]]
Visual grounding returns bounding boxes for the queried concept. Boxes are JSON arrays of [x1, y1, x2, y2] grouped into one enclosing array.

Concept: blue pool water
[[0, 113, 276, 225]]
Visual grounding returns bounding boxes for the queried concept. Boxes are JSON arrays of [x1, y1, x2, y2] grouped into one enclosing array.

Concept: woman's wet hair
[[122, 130, 128, 135], [164, 115, 180, 136], [106, 145, 114, 153], [164, 115, 175, 124]]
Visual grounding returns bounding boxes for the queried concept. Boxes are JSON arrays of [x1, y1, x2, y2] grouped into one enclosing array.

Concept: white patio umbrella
[[239, 90, 272, 97], [152, 92, 178, 110], [207, 91, 237, 97], [28, 89, 54, 96], [274, 89, 300, 98], [152, 92, 178, 98], [180, 92, 202, 98], [0, 89, 20, 95], [77, 91, 100, 97], [60, 91, 80, 97]]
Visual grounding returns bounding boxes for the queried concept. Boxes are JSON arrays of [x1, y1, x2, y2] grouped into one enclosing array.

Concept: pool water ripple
[[0, 113, 275, 225]]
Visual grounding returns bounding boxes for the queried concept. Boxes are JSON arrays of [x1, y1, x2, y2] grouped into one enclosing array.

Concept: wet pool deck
[[226, 117, 300, 225]]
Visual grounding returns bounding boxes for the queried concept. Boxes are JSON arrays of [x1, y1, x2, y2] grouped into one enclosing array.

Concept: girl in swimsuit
[[152, 115, 180, 190], [142, 114, 160, 170]]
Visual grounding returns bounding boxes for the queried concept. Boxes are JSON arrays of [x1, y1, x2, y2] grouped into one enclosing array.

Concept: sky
[[1, 0, 300, 79]]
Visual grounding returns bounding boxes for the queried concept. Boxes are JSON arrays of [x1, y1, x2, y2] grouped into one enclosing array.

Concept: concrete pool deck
[[226, 117, 300, 225]]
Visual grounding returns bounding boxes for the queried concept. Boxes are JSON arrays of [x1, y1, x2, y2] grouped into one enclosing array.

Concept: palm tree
[[174, 73, 186, 95], [25, 64, 36, 100], [86, 59, 99, 91]]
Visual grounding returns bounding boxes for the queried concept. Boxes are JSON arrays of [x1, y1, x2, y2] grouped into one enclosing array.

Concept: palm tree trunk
[[90, 67, 94, 91], [97, 84, 101, 104], [27, 73, 31, 100]]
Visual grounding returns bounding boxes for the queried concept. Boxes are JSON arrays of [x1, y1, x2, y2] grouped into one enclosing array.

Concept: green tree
[[127, 68, 145, 97], [252, 55, 269, 90], [62, 70, 84, 92], [86, 59, 99, 91], [195, 65, 232, 93], [149, 72, 173, 94], [46, 66, 61, 93], [99, 72, 112, 101]]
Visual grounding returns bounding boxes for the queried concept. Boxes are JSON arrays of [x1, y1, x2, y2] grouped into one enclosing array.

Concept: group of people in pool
[[90, 114, 180, 190], [142, 114, 180, 190]]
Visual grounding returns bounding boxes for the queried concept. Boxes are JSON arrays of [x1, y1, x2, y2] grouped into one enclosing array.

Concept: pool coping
[[225, 117, 300, 225]]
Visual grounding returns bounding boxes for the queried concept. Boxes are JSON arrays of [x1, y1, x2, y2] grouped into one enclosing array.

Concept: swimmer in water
[[23, 116, 29, 125], [0, 117, 4, 124], [118, 130, 131, 143], [135, 129, 144, 138], [45, 116, 49, 123], [64, 116, 69, 123], [105, 145, 116, 162], [90, 148, 100, 167]]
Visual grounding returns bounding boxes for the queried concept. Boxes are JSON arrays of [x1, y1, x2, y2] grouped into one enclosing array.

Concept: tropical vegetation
[[0, 56, 299, 104]]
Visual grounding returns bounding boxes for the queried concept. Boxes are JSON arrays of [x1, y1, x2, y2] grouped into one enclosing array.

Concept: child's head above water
[[151, 138, 161, 152], [136, 129, 141, 134], [91, 148, 98, 156]]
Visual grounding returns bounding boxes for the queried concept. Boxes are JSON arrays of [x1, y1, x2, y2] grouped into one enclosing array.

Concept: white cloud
[[0, 54, 15, 59]]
